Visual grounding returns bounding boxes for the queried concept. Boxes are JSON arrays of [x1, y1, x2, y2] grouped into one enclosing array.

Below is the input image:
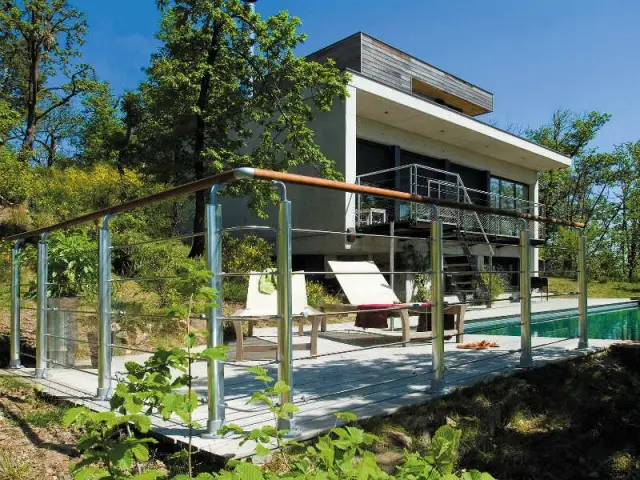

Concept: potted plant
[[45, 231, 100, 367], [413, 272, 433, 332]]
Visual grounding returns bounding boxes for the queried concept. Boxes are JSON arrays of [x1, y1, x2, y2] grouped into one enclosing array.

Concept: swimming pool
[[466, 303, 640, 341]]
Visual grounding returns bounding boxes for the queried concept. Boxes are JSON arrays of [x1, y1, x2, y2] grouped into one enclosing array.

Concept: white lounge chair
[[325, 261, 465, 344], [231, 271, 322, 360]]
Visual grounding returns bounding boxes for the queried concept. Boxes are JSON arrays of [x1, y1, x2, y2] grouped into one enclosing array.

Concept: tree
[[0, 0, 100, 157], [76, 84, 129, 167], [607, 142, 640, 281], [126, 0, 349, 256], [526, 110, 613, 225]]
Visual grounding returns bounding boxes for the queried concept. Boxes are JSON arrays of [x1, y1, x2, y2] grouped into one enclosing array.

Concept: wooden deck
[[1, 298, 631, 459]]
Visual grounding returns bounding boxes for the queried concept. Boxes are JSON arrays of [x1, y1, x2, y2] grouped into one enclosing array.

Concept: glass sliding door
[[490, 177, 529, 237]]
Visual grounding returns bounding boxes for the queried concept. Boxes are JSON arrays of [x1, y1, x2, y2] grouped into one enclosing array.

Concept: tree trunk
[[47, 135, 56, 167], [22, 11, 40, 154], [629, 221, 639, 282], [189, 20, 222, 258]]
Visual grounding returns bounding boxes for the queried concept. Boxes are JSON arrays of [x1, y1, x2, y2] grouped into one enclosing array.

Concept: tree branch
[[35, 65, 92, 122]]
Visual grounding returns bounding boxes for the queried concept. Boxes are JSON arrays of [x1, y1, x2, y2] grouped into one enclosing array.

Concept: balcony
[[355, 164, 545, 242]]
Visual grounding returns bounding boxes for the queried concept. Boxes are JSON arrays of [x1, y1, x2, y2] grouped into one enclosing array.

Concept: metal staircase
[[356, 163, 540, 303], [443, 229, 490, 304]]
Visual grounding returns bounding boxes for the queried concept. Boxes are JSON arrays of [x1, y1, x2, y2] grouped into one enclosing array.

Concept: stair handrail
[[455, 176, 495, 256]]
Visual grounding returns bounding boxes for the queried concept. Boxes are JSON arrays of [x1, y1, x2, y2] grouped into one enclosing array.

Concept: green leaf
[[131, 471, 165, 480], [460, 472, 496, 480], [130, 414, 152, 433], [184, 332, 198, 348], [159, 392, 183, 420], [63, 407, 90, 427], [247, 391, 272, 407], [194, 474, 216, 480], [108, 442, 134, 471], [334, 412, 358, 422], [71, 466, 111, 480], [124, 394, 144, 414], [277, 402, 299, 417], [200, 346, 228, 361], [233, 462, 265, 480], [247, 366, 273, 384], [270, 380, 290, 395], [255, 444, 271, 457], [130, 442, 150, 462], [218, 424, 245, 436]]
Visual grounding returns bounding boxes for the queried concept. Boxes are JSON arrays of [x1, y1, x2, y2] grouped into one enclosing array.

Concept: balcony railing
[[355, 164, 545, 240]]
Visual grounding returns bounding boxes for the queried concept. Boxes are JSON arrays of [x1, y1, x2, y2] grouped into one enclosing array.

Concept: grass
[[0, 376, 69, 428], [0, 452, 30, 480], [548, 277, 640, 298], [361, 344, 640, 480], [0, 374, 78, 479]]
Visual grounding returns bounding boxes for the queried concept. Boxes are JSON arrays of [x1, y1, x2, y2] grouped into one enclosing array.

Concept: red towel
[[355, 304, 392, 329]]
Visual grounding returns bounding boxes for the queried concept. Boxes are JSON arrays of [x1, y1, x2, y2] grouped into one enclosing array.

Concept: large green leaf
[[131, 471, 165, 480], [63, 406, 90, 427], [200, 347, 228, 361], [129, 442, 150, 462], [233, 462, 264, 480], [72, 466, 111, 480], [108, 442, 134, 471]]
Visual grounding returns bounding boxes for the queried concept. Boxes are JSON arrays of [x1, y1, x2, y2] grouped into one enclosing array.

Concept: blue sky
[[82, 0, 639, 151]]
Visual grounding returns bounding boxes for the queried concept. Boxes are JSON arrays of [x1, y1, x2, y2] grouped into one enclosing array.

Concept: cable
[[45, 333, 99, 347], [111, 232, 204, 250]]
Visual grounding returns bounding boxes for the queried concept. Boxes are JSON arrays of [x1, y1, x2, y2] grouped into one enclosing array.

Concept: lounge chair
[[231, 271, 322, 360], [324, 261, 465, 344]]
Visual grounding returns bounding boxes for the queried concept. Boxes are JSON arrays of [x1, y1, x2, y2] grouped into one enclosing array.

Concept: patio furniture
[[324, 261, 464, 344], [416, 303, 467, 343], [531, 276, 549, 301], [231, 272, 322, 361]]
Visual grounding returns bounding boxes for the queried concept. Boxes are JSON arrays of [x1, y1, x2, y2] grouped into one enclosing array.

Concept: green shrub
[[23, 231, 98, 299], [222, 232, 273, 275], [306, 280, 342, 307], [481, 267, 509, 301], [222, 233, 274, 302], [413, 273, 431, 302], [113, 239, 195, 308], [223, 281, 249, 303], [0, 148, 32, 205]]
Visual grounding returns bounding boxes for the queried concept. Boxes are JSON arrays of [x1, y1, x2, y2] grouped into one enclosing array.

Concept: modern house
[[224, 32, 571, 302]]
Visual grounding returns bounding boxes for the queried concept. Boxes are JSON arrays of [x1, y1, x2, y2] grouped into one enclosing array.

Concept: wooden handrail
[[2, 167, 584, 241]]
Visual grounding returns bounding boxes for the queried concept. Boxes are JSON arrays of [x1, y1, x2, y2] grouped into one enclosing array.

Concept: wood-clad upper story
[[307, 32, 493, 117]]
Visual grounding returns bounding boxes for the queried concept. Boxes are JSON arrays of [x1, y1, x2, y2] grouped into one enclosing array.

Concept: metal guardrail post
[[487, 253, 493, 309], [204, 185, 225, 436], [35, 234, 48, 378], [577, 229, 589, 349], [10, 240, 23, 368], [97, 215, 113, 399], [275, 181, 295, 432], [520, 226, 532, 367], [389, 221, 395, 331], [430, 207, 445, 392]]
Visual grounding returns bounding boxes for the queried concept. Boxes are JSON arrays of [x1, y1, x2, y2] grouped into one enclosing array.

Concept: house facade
[[224, 32, 571, 301]]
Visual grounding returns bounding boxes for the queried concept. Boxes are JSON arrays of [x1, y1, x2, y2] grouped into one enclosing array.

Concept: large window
[[490, 177, 529, 236]]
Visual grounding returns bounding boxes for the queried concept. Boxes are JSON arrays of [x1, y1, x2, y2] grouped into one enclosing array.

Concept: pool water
[[467, 306, 640, 341]]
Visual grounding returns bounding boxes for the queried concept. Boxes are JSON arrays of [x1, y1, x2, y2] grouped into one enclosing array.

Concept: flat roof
[[351, 71, 571, 170]]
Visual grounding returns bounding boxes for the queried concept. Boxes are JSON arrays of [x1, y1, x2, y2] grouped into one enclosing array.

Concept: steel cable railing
[[3, 167, 589, 441]]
